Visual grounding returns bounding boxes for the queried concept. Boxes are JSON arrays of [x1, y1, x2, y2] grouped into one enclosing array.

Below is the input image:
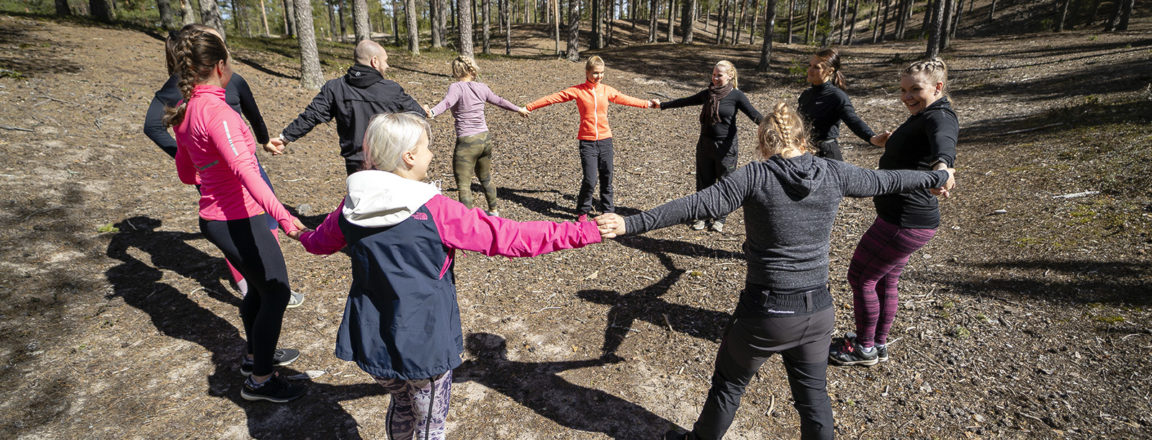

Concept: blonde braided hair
[[162, 28, 228, 128], [451, 56, 480, 80], [757, 102, 814, 159], [901, 57, 949, 98]]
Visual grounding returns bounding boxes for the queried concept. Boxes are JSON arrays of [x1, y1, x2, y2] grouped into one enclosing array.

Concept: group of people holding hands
[[145, 23, 957, 440]]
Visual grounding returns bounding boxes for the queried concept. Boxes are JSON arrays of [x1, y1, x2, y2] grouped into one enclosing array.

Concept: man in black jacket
[[269, 40, 427, 175]]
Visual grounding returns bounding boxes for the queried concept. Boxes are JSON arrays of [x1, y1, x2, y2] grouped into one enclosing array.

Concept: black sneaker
[[241, 373, 307, 403], [876, 344, 889, 362], [664, 428, 692, 440], [240, 348, 301, 376], [829, 334, 878, 366]]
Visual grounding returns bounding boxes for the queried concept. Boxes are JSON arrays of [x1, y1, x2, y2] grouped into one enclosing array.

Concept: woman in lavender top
[[428, 56, 529, 216]]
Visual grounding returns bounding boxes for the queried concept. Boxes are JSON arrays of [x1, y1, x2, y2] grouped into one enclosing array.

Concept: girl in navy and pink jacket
[[299, 112, 601, 440]]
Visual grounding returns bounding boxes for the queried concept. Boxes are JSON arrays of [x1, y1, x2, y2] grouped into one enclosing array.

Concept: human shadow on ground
[[453, 333, 681, 438], [499, 186, 643, 219], [941, 259, 1152, 305], [104, 216, 385, 439], [578, 252, 732, 356]]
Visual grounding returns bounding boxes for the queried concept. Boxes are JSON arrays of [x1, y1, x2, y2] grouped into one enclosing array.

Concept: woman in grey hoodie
[[596, 103, 954, 440]]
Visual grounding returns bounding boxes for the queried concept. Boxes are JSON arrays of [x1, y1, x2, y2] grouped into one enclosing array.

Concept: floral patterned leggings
[[373, 370, 453, 440]]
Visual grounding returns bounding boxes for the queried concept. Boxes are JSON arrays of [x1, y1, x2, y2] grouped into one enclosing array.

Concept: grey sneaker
[[876, 344, 889, 362], [691, 220, 707, 230], [286, 290, 304, 309], [829, 334, 878, 366], [241, 348, 301, 376], [241, 373, 307, 403], [487, 210, 500, 217], [710, 221, 725, 233]]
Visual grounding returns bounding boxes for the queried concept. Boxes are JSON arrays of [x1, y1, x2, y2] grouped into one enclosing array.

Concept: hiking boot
[[241, 348, 301, 376], [286, 290, 305, 309], [829, 334, 878, 366], [709, 221, 725, 233], [241, 373, 307, 403], [876, 344, 889, 362], [690, 220, 707, 230]]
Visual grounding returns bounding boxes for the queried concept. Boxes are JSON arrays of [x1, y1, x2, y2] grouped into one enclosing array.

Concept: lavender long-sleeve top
[[429, 81, 521, 138]]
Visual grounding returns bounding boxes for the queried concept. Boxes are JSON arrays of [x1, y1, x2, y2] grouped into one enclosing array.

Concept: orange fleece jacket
[[526, 82, 649, 141]]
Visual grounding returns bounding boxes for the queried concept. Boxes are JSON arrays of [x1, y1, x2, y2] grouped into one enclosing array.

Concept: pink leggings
[[847, 217, 936, 348]]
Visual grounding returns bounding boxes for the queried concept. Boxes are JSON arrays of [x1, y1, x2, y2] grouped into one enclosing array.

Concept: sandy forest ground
[[1, 2, 1151, 438]]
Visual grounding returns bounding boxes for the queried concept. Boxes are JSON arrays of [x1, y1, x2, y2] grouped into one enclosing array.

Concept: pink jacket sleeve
[[207, 110, 300, 234], [425, 195, 601, 257], [300, 200, 347, 255]]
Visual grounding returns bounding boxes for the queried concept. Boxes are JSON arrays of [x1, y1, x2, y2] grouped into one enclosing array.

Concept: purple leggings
[[847, 217, 936, 348], [374, 370, 453, 440]]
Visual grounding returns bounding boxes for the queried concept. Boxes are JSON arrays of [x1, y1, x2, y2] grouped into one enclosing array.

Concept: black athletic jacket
[[143, 73, 270, 158], [281, 64, 426, 162], [874, 97, 958, 229], [797, 82, 875, 144], [661, 88, 763, 144]]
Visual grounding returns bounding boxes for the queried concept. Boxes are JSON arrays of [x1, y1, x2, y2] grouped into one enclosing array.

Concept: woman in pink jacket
[[297, 112, 602, 439], [164, 28, 306, 403]]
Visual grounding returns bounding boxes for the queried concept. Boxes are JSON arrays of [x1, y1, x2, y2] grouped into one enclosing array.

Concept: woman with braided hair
[[797, 48, 886, 161], [164, 28, 308, 403], [829, 58, 958, 367], [654, 60, 762, 232], [597, 102, 953, 439], [143, 24, 305, 308]]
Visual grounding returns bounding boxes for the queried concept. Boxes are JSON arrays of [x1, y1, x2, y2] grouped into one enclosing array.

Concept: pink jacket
[[174, 85, 299, 233]]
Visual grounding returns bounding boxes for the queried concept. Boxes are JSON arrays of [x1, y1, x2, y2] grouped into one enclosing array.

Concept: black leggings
[[694, 136, 738, 223], [691, 288, 835, 440], [200, 215, 291, 377]]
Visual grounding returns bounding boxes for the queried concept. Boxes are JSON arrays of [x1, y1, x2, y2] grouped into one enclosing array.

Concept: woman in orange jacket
[[525, 56, 654, 217]]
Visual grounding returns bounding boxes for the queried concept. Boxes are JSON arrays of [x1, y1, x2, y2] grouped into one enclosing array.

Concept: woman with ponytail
[[597, 103, 953, 439], [798, 48, 886, 161], [655, 60, 762, 233], [164, 28, 308, 403], [143, 24, 304, 307], [829, 58, 958, 367]]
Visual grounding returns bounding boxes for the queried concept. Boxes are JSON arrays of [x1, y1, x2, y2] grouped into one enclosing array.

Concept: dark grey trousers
[[577, 138, 615, 214], [691, 288, 835, 440], [694, 136, 738, 223]]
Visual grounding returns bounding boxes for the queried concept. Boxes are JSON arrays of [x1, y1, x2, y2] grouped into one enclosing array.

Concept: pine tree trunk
[[735, 0, 747, 44], [592, 0, 602, 48], [950, 0, 961, 38], [987, 0, 995, 22], [648, 0, 658, 42], [431, 0, 443, 47], [878, 0, 888, 41], [757, 0, 776, 72], [405, 0, 419, 52], [231, 0, 240, 31], [390, 0, 399, 44], [1087, 0, 1103, 24], [921, 0, 933, 36], [90, 0, 114, 22], [667, 0, 676, 42], [259, 0, 270, 35], [338, 0, 348, 42], [503, 0, 511, 54], [786, 0, 793, 43], [1116, 0, 1133, 30], [181, 0, 196, 25], [847, 0, 858, 43], [294, 0, 324, 89], [838, 0, 847, 43], [199, 0, 225, 39], [631, 0, 638, 30], [607, 0, 616, 46], [820, 0, 833, 45], [352, 0, 370, 41], [870, 0, 879, 42], [938, 0, 951, 51], [925, 0, 943, 58], [749, 0, 760, 44], [458, 0, 475, 56], [482, 0, 491, 53], [566, 0, 580, 60], [681, 0, 696, 42]]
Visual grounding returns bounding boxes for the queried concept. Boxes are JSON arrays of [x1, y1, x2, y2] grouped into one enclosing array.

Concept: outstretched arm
[[232, 75, 271, 145], [426, 195, 601, 257], [838, 97, 877, 145], [209, 112, 300, 234], [525, 87, 578, 111], [606, 86, 652, 109], [299, 200, 348, 254], [658, 90, 708, 110], [834, 160, 952, 198], [280, 85, 336, 144], [618, 165, 755, 236]]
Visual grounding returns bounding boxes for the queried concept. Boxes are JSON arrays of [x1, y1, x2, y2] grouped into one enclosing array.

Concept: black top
[[797, 82, 875, 144], [874, 97, 958, 229], [281, 64, 427, 161], [623, 154, 948, 291], [661, 88, 763, 143], [143, 73, 270, 158]]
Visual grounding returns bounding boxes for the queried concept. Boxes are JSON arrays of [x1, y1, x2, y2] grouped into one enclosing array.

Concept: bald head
[[355, 40, 385, 64]]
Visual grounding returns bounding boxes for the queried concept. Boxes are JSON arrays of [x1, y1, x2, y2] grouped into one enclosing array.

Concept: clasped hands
[[594, 213, 626, 239]]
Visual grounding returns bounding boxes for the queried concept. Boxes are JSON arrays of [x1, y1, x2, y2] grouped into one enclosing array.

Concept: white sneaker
[[487, 210, 500, 217], [691, 220, 707, 230], [710, 222, 724, 233], [287, 290, 305, 308]]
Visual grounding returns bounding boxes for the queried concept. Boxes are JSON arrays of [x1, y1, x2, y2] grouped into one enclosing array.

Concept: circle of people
[[145, 23, 957, 440]]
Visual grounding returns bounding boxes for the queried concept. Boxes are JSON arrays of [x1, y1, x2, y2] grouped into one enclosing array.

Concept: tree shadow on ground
[[594, 43, 809, 95], [959, 97, 1152, 140], [454, 332, 681, 438], [952, 56, 1151, 101], [578, 252, 732, 356], [943, 259, 1152, 305], [0, 18, 82, 78], [103, 216, 386, 439]]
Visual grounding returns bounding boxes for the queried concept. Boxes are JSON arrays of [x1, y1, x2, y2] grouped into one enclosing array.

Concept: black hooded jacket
[[281, 64, 426, 161], [624, 154, 949, 291], [873, 97, 958, 229]]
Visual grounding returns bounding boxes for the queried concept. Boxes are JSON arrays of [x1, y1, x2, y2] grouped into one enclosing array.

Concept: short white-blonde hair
[[363, 112, 431, 172]]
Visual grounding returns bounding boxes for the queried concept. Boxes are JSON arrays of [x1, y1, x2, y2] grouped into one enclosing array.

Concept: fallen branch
[[534, 306, 561, 313], [663, 313, 674, 333], [1052, 190, 1099, 199], [0, 125, 33, 132], [765, 394, 776, 416]]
